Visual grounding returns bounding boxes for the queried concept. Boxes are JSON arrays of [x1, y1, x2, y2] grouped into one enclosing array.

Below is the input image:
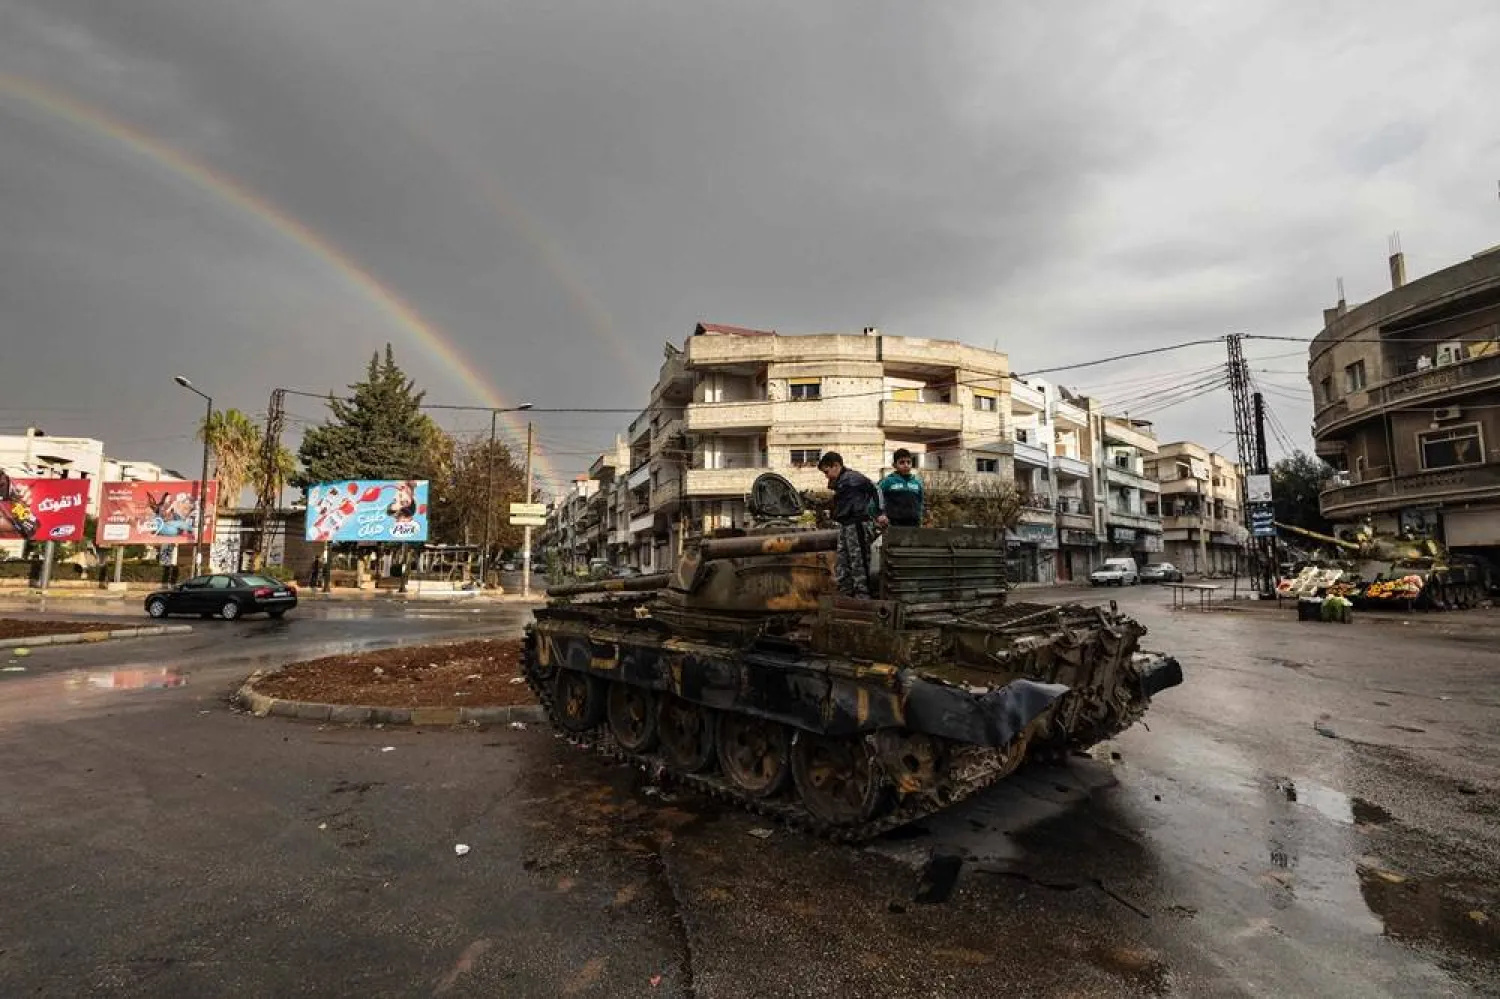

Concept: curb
[[0, 624, 193, 649], [235, 671, 545, 727]]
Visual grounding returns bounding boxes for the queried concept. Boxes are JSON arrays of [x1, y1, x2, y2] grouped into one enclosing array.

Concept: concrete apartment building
[[547, 324, 1177, 582], [1311, 243, 1500, 554], [1146, 442, 1245, 574]]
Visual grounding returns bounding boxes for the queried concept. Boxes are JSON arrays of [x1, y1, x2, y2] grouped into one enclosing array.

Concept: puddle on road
[[65, 667, 188, 691], [1275, 778, 1392, 827], [1357, 865, 1499, 962]]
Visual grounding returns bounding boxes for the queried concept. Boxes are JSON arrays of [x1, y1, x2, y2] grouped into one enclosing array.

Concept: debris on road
[[1314, 714, 1338, 739], [748, 827, 774, 840], [650, 974, 663, 987], [381, 746, 396, 752], [11, 648, 30, 657], [509, 721, 527, 730], [1, 666, 25, 672], [454, 843, 470, 857], [318, 822, 327, 831]]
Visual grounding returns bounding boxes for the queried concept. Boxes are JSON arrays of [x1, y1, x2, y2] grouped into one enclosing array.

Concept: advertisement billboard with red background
[[95, 481, 217, 546], [0, 474, 90, 543]]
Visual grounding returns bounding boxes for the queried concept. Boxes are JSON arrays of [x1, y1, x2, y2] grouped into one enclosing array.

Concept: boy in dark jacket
[[876, 448, 924, 528], [817, 451, 880, 597]]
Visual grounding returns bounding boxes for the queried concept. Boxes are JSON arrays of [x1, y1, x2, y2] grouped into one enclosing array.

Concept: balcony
[[1103, 420, 1158, 453], [651, 476, 682, 510], [626, 463, 651, 490], [685, 399, 775, 431], [650, 417, 685, 457], [1320, 461, 1500, 518], [1105, 464, 1161, 492], [1052, 453, 1090, 479], [1108, 509, 1160, 531], [1054, 399, 1089, 428], [1315, 351, 1500, 436], [1057, 507, 1094, 531], [879, 398, 963, 434], [1018, 492, 1053, 512], [684, 466, 826, 497], [1011, 438, 1049, 467], [628, 512, 655, 535]]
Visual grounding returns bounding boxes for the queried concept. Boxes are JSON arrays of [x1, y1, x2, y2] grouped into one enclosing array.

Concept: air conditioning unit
[[1433, 406, 1463, 422]]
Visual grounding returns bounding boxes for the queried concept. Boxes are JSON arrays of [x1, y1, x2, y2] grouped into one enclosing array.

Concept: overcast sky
[[3, 0, 1498, 494]]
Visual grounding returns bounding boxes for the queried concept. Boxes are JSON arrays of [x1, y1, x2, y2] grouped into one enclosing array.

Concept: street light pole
[[476, 403, 532, 588], [174, 375, 213, 576], [522, 421, 535, 600]]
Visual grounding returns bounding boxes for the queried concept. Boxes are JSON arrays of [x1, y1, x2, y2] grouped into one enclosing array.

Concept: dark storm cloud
[[2, 0, 1498, 483]]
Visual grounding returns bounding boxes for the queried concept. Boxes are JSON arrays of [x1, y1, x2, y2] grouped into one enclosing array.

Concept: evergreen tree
[[296, 346, 436, 487]]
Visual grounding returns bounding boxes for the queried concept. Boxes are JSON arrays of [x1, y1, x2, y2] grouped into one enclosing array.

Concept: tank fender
[[902, 675, 1069, 748]]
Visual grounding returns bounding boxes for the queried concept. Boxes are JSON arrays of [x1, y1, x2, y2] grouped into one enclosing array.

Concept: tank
[[522, 473, 1183, 841], [1276, 521, 1491, 609]]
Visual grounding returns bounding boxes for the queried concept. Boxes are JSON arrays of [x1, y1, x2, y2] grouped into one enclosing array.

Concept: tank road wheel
[[657, 696, 718, 773], [607, 683, 659, 753], [716, 714, 792, 799], [791, 733, 893, 827], [553, 669, 606, 733]]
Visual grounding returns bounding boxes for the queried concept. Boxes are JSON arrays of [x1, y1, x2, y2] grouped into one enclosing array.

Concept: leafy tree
[[296, 345, 436, 487], [428, 434, 528, 556], [199, 408, 262, 509], [1270, 450, 1335, 535]]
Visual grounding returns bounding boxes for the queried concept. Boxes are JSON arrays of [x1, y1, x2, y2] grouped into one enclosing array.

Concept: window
[[1418, 424, 1483, 470], [1146, 500, 1159, 517], [789, 379, 821, 401], [1015, 428, 1030, 444], [1320, 376, 1333, 403], [1343, 360, 1367, 393], [208, 576, 233, 590], [789, 449, 822, 468], [976, 458, 999, 474], [973, 392, 997, 412]]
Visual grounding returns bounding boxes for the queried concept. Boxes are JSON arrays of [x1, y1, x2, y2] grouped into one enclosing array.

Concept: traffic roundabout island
[[235, 637, 544, 726]]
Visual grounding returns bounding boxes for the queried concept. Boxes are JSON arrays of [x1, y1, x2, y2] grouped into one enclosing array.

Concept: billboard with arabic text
[[95, 481, 217, 545], [0, 474, 90, 542], [305, 480, 429, 543]]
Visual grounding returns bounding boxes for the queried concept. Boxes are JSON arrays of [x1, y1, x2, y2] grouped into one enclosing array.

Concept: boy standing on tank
[[876, 448, 924, 528], [817, 451, 881, 598]]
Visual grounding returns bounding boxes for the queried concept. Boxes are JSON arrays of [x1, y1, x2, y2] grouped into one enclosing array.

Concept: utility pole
[[522, 421, 535, 599], [253, 388, 286, 570], [1225, 335, 1269, 593]]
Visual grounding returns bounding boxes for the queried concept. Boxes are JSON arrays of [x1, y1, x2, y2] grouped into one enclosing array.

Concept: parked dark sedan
[[1139, 562, 1185, 583], [144, 573, 298, 621]]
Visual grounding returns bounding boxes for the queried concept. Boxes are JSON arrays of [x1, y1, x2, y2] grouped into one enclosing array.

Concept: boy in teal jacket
[[876, 449, 924, 527]]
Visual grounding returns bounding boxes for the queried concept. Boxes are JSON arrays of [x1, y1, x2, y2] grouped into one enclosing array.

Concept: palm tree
[[247, 443, 298, 508], [198, 408, 262, 510]]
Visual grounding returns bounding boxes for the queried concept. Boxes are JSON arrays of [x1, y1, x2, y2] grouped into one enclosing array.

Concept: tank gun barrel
[[1274, 520, 1360, 552], [546, 573, 672, 598], [696, 529, 840, 562]]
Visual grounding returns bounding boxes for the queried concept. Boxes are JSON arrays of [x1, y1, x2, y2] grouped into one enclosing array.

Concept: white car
[[1090, 558, 1140, 586]]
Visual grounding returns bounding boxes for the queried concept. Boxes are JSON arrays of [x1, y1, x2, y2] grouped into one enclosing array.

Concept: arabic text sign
[[96, 481, 217, 545], [305, 480, 429, 542], [0, 476, 90, 542]]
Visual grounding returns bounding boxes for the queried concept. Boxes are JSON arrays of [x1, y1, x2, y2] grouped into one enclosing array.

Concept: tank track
[[520, 637, 1140, 844]]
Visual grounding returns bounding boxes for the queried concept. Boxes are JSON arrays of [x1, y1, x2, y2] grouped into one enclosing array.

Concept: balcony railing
[[626, 463, 651, 490], [1320, 461, 1500, 517], [1315, 351, 1500, 435], [879, 398, 963, 433], [684, 399, 775, 431], [684, 466, 827, 497], [650, 417, 685, 457], [651, 476, 682, 510], [1106, 464, 1161, 491], [1052, 454, 1090, 478], [1018, 492, 1053, 511], [1108, 508, 1160, 531], [628, 512, 655, 535]]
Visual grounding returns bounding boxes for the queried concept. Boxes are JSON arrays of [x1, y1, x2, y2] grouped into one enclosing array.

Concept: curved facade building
[[1310, 247, 1500, 551]]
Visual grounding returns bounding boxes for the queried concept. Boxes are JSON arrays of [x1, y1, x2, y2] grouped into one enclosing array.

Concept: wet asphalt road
[[0, 589, 1497, 997]]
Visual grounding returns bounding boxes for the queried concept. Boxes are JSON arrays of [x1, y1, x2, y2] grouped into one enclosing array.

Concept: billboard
[[0, 474, 90, 542], [1246, 473, 1273, 504], [96, 481, 217, 545], [305, 480, 428, 543]]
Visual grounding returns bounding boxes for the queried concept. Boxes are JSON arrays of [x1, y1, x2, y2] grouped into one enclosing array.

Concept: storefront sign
[[1060, 529, 1097, 547], [1008, 523, 1058, 549], [1248, 502, 1276, 538], [1110, 526, 1136, 543]]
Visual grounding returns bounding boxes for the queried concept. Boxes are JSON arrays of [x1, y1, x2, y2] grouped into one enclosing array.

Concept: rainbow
[[0, 72, 562, 490]]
